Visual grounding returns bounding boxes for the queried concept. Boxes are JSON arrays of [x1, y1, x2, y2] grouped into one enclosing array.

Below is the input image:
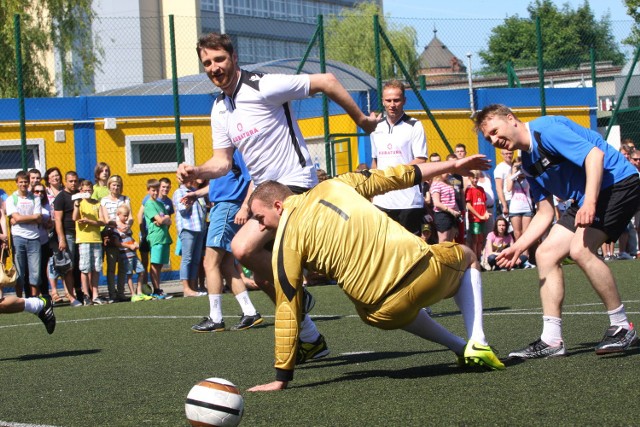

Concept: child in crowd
[[73, 180, 107, 305], [100, 175, 131, 302], [465, 170, 490, 261], [113, 205, 151, 302], [143, 179, 172, 299], [136, 177, 174, 292], [92, 162, 111, 201], [430, 171, 460, 243], [28, 169, 42, 192]]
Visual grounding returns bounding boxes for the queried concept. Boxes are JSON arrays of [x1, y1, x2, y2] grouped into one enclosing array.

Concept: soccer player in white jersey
[[370, 79, 427, 235], [177, 33, 378, 361]]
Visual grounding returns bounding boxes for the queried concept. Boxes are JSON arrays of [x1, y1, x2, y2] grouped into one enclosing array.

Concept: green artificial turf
[[1, 261, 639, 426]]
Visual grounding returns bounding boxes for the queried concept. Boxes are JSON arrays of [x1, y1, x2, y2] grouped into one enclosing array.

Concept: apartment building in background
[[73, 0, 381, 94]]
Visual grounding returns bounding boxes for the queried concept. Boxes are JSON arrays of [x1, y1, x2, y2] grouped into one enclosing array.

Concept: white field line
[[0, 421, 60, 427], [2, 300, 640, 331]]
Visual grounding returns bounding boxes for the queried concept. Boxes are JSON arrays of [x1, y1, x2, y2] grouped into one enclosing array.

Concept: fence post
[[590, 46, 597, 93], [536, 16, 546, 116], [373, 15, 383, 111], [14, 14, 28, 171], [316, 15, 332, 177], [169, 15, 184, 165]]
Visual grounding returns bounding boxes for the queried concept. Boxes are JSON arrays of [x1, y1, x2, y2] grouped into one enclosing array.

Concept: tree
[[479, 0, 625, 74], [623, 0, 640, 48], [325, 2, 418, 81], [0, 0, 101, 98]]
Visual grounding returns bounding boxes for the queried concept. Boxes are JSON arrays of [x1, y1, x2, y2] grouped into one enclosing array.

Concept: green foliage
[[325, 2, 418, 80], [479, 0, 625, 74], [624, 0, 640, 47], [0, 0, 101, 98]]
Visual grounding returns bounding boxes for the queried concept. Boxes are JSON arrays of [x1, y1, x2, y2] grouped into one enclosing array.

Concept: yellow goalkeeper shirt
[[272, 164, 430, 381]]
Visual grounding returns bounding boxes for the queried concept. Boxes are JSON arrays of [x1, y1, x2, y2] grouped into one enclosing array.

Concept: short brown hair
[[382, 79, 405, 96], [146, 179, 160, 190], [196, 33, 234, 59], [248, 181, 293, 215], [473, 104, 519, 133]]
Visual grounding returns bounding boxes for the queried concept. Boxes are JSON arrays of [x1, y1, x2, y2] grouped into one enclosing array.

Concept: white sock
[[608, 304, 630, 329], [24, 297, 44, 314], [540, 316, 563, 345], [208, 294, 223, 323], [453, 268, 487, 345], [298, 314, 320, 343], [403, 309, 466, 355], [234, 291, 257, 316]]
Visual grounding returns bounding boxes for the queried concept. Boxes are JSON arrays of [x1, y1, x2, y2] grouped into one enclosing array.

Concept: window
[[270, 0, 286, 18], [0, 139, 46, 180], [125, 134, 195, 174], [628, 95, 640, 109]]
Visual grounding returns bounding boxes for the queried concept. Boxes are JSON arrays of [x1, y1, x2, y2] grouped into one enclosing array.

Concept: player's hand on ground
[[247, 380, 288, 392]]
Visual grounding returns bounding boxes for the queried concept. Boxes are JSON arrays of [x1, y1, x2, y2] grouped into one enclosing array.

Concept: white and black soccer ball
[[185, 377, 244, 426]]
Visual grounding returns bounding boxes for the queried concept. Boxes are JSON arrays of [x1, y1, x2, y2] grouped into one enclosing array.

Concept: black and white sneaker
[[508, 338, 566, 359], [37, 295, 56, 335], [595, 324, 638, 355], [231, 312, 264, 331], [191, 317, 225, 333]]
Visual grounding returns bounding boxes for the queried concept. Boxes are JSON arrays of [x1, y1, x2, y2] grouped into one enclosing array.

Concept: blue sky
[[382, 0, 630, 21], [381, 0, 634, 65]]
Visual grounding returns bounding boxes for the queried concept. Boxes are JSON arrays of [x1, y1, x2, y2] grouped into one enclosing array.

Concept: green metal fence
[[5, 12, 640, 176]]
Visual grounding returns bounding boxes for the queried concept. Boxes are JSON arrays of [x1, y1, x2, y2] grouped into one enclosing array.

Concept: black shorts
[[376, 206, 424, 235], [433, 211, 457, 233], [557, 174, 640, 243]]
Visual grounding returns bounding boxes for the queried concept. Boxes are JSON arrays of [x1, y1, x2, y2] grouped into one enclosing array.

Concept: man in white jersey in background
[[177, 32, 378, 361], [370, 79, 427, 235]]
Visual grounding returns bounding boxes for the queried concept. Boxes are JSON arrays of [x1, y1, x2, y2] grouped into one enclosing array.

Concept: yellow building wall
[[94, 117, 213, 273], [0, 122, 76, 191]]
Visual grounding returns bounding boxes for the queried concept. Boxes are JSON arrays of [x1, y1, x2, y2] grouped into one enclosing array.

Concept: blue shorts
[[206, 201, 242, 252], [122, 254, 145, 275], [150, 244, 170, 265]]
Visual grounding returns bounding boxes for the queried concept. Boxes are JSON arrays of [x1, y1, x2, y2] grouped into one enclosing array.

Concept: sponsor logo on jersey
[[232, 127, 260, 143]]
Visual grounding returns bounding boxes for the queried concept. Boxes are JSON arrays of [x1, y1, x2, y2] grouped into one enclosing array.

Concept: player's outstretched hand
[[360, 112, 382, 134], [455, 154, 491, 175], [247, 380, 288, 392], [177, 163, 198, 184]]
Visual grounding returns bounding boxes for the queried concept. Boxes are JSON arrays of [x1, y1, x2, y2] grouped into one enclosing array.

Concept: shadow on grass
[[571, 340, 640, 358], [0, 349, 101, 362], [297, 349, 430, 371], [295, 359, 503, 389]]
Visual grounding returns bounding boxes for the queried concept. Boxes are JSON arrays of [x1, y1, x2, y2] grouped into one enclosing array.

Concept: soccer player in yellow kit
[[247, 155, 505, 392]]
